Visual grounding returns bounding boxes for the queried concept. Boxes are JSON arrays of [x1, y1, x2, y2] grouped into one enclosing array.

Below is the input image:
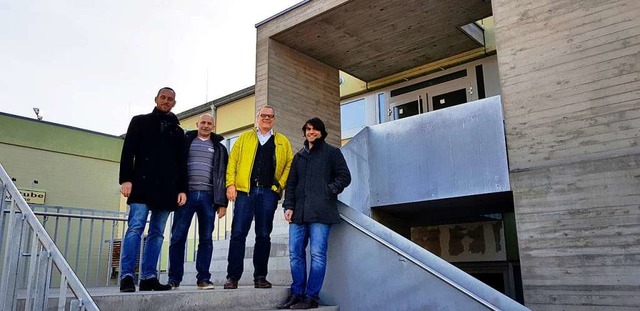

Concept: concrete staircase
[[89, 217, 340, 310], [20, 219, 339, 310], [168, 216, 293, 287]]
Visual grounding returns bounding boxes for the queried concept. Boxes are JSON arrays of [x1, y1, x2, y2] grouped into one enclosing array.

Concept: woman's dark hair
[[302, 117, 328, 140]]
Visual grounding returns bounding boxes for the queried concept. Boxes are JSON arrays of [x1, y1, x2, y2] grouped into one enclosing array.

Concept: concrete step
[[16, 286, 338, 311], [88, 286, 338, 311], [166, 256, 292, 287], [167, 218, 293, 287]]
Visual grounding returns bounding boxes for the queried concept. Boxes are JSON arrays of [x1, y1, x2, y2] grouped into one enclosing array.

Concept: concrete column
[[257, 38, 340, 150]]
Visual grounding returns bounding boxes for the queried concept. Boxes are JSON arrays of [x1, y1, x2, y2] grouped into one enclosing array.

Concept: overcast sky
[[0, 0, 301, 136]]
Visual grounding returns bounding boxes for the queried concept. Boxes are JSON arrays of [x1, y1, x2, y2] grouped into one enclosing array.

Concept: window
[[224, 136, 239, 151], [340, 99, 366, 131], [377, 93, 386, 123]]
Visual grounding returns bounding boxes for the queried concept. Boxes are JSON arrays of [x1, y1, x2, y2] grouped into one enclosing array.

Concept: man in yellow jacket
[[224, 105, 293, 289]]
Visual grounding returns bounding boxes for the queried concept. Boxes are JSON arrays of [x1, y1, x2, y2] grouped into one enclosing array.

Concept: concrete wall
[[492, 0, 640, 309]]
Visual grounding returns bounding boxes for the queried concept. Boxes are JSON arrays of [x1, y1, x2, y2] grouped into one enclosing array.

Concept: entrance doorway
[[390, 77, 471, 120]]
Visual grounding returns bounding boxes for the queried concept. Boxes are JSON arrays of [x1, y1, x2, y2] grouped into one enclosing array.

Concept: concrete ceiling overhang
[[271, 0, 493, 82]]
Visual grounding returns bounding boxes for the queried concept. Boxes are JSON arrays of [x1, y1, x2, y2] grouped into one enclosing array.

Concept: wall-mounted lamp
[[33, 108, 43, 121]]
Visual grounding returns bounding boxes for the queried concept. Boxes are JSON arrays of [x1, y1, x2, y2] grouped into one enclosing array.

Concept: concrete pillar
[[262, 39, 340, 150], [255, 1, 348, 151]]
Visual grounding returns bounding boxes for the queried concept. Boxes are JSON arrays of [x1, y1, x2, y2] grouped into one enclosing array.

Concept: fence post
[[0, 211, 25, 311], [32, 250, 53, 311]]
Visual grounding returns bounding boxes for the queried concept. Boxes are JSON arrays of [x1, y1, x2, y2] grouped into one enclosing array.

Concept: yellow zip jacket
[[226, 129, 293, 194]]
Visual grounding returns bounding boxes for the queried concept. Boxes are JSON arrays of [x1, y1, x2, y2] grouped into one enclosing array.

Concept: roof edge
[[255, 0, 310, 28], [176, 85, 255, 120], [0, 111, 123, 139]]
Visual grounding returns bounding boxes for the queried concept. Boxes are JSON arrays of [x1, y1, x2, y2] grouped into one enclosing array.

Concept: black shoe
[[254, 277, 272, 288], [223, 278, 238, 289], [139, 277, 172, 291], [290, 297, 319, 309], [277, 293, 302, 309], [168, 280, 180, 290], [119, 276, 136, 293]]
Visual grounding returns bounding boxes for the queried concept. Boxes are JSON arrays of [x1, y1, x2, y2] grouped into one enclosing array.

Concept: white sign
[[4, 189, 46, 204]]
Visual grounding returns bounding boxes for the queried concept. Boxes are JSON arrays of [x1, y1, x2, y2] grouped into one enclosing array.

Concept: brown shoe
[[254, 277, 272, 288], [223, 278, 238, 289]]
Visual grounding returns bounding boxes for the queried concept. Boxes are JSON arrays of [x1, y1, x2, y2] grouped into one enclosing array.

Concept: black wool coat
[[283, 139, 351, 224], [119, 108, 188, 211], [184, 130, 229, 209]]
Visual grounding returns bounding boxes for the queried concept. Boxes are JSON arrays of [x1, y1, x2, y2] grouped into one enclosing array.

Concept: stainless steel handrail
[[0, 163, 99, 311]]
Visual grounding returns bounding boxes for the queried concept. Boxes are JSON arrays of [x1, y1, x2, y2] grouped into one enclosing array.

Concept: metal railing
[[0, 163, 99, 311], [1, 185, 231, 293], [23, 204, 230, 287]]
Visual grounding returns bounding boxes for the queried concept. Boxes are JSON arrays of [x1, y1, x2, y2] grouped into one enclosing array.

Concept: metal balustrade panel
[[340, 96, 510, 213]]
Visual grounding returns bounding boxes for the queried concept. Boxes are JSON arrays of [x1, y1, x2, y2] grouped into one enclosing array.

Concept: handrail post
[[0, 183, 7, 253]]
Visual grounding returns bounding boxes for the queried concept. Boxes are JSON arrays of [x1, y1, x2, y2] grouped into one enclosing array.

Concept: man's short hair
[[257, 105, 276, 117], [302, 117, 328, 140], [157, 87, 175, 97]]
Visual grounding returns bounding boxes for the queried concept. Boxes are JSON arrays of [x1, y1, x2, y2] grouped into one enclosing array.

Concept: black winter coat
[[119, 108, 188, 211], [184, 130, 229, 209], [283, 139, 351, 224]]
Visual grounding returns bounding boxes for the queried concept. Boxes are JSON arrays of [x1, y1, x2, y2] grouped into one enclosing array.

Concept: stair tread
[[83, 286, 338, 311]]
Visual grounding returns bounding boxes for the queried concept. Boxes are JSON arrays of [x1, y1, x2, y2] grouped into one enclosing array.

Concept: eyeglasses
[[259, 114, 275, 120]]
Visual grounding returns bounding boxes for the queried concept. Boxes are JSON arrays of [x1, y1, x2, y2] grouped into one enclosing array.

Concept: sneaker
[[277, 293, 302, 309], [290, 297, 319, 309], [168, 280, 180, 290], [197, 280, 215, 290], [119, 275, 136, 293], [139, 277, 172, 291]]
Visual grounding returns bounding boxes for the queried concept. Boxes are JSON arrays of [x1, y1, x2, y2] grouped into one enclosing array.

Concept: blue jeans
[[289, 223, 331, 301], [168, 191, 215, 284], [120, 203, 171, 280], [226, 187, 278, 280]]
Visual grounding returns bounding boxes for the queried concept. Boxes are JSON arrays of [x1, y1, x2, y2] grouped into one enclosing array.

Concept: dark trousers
[[226, 186, 278, 280]]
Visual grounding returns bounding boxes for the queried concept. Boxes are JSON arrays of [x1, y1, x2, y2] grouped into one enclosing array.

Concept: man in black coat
[[118, 87, 188, 292], [278, 117, 351, 309], [168, 114, 229, 290]]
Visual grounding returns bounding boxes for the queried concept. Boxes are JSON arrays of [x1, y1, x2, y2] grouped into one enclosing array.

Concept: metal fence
[[23, 204, 231, 288], [0, 163, 99, 311], [1, 163, 232, 310]]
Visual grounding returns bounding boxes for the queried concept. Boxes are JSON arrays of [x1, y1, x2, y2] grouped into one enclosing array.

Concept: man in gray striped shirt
[[168, 114, 229, 290]]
